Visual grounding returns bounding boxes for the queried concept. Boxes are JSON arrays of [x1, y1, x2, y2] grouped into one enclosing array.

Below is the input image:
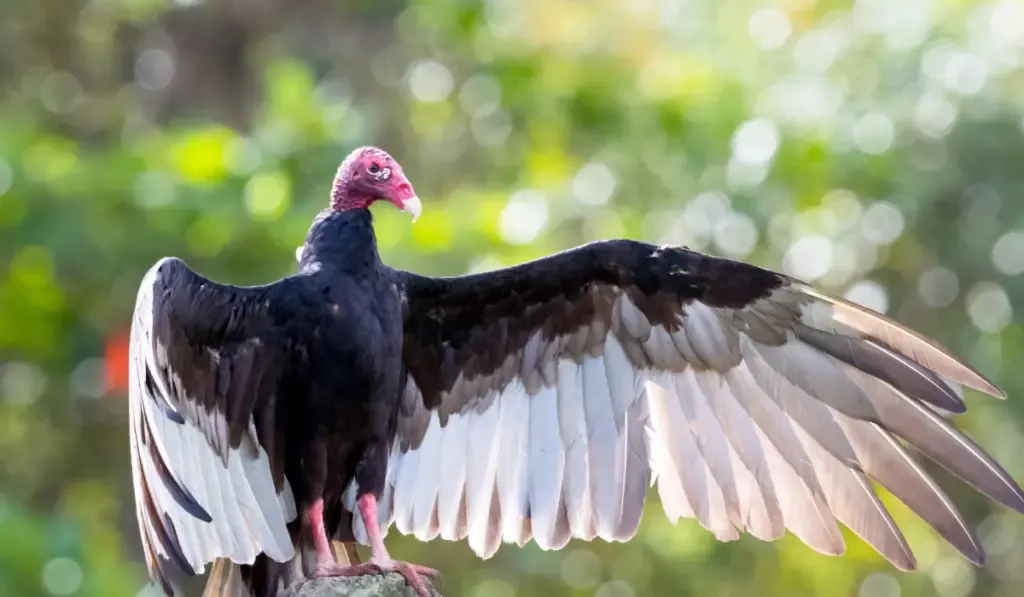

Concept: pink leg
[[358, 493, 389, 558], [308, 494, 439, 597], [308, 499, 335, 565]]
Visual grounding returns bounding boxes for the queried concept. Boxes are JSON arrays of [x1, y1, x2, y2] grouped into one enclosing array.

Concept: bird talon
[[370, 558, 438, 596], [312, 561, 373, 578]]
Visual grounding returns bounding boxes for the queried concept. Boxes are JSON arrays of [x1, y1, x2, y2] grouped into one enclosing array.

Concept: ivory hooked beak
[[402, 195, 422, 222]]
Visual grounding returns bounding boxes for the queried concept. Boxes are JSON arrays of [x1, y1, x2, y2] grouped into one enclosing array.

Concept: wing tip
[[950, 367, 1005, 400], [976, 379, 1007, 400], [963, 544, 987, 568], [889, 552, 918, 572], [1002, 483, 1024, 516], [791, 282, 1007, 400]]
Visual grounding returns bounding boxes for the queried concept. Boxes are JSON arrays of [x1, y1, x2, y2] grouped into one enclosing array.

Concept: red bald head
[[331, 146, 421, 220]]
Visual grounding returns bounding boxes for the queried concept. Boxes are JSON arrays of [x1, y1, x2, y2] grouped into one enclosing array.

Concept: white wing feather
[[128, 260, 296, 593]]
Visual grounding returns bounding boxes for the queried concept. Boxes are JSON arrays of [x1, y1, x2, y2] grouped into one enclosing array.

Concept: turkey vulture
[[129, 146, 1023, 597]]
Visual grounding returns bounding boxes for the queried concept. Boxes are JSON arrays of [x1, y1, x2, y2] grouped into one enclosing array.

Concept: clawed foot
[[313, 558, 440, 597]]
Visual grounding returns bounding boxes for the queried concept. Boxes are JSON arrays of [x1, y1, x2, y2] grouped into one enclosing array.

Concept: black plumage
[[129, 146, 1024, 597]]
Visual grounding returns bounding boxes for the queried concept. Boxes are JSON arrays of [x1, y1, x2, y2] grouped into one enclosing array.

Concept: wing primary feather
[[143, 424, 213, 522], [161, 515, 195, 574], [750, 331, 1024, 515], [143, 367, 186, 424], [840, 363, 1024, 514], [787, 415, 914, 570], [702, 373, 784, 540], [135, 324, 214, 522], [140, 473, 192, 573], [793, 284, 1004, 398], [647, 375, 737, 540], [795, 325, 966, 414], [833, 414, 985, 565], [722, 356, 828, 501], [753, 423, 845, 556], [674, 371, 742, 527], [723, 361, 848, 553]]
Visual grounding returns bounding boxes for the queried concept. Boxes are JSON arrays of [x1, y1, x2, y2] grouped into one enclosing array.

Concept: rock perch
[[281, 574, 441, 597]]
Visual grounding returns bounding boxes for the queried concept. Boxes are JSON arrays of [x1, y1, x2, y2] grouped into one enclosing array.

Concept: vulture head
[[331, 146, 422, 221]]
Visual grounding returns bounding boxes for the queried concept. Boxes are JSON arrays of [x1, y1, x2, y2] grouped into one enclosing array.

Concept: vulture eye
[[368, 163, 381, 175]]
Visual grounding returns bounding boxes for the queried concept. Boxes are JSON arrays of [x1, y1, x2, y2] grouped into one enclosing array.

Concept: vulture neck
[[299, 208, 382, 277]]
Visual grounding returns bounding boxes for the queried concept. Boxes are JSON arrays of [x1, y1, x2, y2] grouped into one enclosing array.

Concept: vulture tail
[[202, 541, 360, 597]]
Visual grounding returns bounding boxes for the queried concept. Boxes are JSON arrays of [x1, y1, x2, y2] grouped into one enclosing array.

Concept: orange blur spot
[[104, 331, 130, 396]]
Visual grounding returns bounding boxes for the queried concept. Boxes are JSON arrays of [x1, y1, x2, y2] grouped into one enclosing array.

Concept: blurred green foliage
[[2, 0, 1024, 596]]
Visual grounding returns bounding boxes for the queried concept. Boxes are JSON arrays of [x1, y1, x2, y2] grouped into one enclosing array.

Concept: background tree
[[2, 0, 1024, 596]]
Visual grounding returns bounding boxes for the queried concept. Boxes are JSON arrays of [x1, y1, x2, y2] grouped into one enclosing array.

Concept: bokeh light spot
[[859, 573, 900, 597], [979, 513, 1018, 557], [784, 236, 833, 281], [471, 110, 512, 147], [942, 52, 988, 96], [731, 118, 780, 166], [914, 92, 958, 139], [748, 8, 791, 50], [852, 113, 895, 155], [41, 557, 83, 596], [918, 267, 960, 308], [561, 548, 601, 589], [244, 171, 292, 222], [471, 578, 515, 597], [136, 48, 175, 91], [713, 212, 759, 259], [0, 361, 48, 406], [794, 29, 844, 73], [860, 201, 905, 246], [572, 162, 616, 206], [70, 358, 106, 400], [966, 282, 1012, 333], [408, 60, 454, 103], [498, 190, 548, 245], [991, 230, 1024, 276], [459, 75, 502, 117], [595, 580, 635, 597], [845, 280, 889, 314], [40, 71, 83, 114], [170, 126, 236, 185], [822, 189, 863, 229], [931, 555, 975, 597]]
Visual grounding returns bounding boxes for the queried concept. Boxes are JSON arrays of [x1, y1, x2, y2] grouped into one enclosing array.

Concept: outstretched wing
[[129, 257, 301, 594], [349, 239, 1021, 570]]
